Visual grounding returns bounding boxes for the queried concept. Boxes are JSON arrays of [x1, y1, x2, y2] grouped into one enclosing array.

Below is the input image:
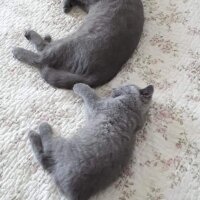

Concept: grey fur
[[29, 83, 154, 200], [12, 0, 144, 89]]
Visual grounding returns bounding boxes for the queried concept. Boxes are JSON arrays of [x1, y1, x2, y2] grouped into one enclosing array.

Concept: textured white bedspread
[[1, 0, 200, 199]]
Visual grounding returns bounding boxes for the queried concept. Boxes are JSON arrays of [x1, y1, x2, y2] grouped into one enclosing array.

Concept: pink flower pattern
[[110, 0, 200, 199]]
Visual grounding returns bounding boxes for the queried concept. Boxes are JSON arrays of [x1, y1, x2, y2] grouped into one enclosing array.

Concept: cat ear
[[140, 85, 154, 100]]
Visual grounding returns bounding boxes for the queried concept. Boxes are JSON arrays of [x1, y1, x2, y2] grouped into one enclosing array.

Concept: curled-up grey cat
[[29, 83, 154, 200], [12, 0, 144, 89]]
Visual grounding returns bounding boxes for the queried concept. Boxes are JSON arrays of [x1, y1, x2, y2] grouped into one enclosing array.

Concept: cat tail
[[41, 67, 98, 89]]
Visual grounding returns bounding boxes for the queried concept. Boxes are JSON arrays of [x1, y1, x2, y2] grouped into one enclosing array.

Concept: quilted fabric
[[0, 0, 200, 199]]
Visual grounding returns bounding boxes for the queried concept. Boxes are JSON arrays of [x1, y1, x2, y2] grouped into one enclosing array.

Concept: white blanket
[[1, 0, 200, 199]]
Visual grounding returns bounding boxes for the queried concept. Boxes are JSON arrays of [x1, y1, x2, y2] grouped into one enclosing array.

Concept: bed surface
[[1, 0, 200, 199]]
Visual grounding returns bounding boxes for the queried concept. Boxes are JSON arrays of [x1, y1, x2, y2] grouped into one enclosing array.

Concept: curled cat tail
[[41, 67, 98, 89]]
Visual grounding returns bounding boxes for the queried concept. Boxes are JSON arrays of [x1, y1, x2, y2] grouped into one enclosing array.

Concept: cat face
[[112, 84, 154, 115]]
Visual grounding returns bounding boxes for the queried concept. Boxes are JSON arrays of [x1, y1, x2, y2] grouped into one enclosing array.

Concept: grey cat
[[12, 0, 144, 89], [28, 83, 154, 200]]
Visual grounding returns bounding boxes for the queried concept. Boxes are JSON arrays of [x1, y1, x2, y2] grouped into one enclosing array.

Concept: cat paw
[[44, 35, 52, 43], [73, 83, 89, 93], [24, 30, 34, 40], [39, 122, 53, 135], [63, 0, 73, 13], [12, 47, 25, 61], [64, 6, 72, 13], [28, 130, 43, 152], [29, 130, 40, 141]]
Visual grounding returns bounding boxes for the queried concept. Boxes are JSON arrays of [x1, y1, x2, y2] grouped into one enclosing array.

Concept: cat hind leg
[[29, 126, 54, 172], [12, 47, 42, 67], [25, 30, 51, 51], [39, 122, 54, 152], [40, 67, 98, 89]]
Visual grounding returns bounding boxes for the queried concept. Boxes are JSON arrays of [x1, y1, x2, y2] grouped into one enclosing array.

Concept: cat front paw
[[73, 83, 89, 94], [29, 130, 40, 143], [111, 88, 122, 98], [39, 122, 53, 135], [44, 35, 52, 43], [28, 130, 43, 153], [63, 0, 73, 13], [12, 47, 25, 61], [24, 30, 33, 40]]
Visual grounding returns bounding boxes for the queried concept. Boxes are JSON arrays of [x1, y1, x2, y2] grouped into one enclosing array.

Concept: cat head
[[112, 84, 154, 115]]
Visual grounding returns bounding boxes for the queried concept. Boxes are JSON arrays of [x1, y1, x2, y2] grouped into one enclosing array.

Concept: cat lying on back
[[29, 83, 154, 200], [12, 0, 144, 89]]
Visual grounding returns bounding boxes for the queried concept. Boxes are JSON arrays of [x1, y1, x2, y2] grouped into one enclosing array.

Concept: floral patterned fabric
[[0, 0, 200, 199]]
